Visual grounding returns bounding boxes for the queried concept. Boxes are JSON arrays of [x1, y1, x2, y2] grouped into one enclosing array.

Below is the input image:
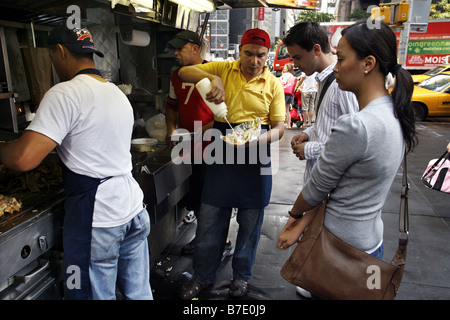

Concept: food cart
[[0, 0, 318, 299], [0, 0, 198, 299]]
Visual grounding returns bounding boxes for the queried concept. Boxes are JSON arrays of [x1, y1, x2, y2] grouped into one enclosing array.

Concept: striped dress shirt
[[302, 60, 359, 185]]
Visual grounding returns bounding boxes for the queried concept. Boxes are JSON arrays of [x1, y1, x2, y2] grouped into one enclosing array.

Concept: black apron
[[61, 163, 111, 299], [201, 121, 272, 208], [61, 67, 110, 299]]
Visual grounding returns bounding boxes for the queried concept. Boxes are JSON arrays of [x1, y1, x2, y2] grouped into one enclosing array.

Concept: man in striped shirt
[[283, 22, 359, 186], [282, 22, 359, 299]]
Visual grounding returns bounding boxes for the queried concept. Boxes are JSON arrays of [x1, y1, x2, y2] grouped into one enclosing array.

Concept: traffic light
[[371, 6, 391, 24], [394, 1, 409, 24], [370, 1, 410, 26]]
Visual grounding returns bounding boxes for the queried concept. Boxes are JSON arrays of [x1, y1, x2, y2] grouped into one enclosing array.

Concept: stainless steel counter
[[132, 144, 192, 265]]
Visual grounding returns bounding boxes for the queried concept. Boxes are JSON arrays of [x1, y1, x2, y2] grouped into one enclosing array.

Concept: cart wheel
[[183, 211, 197, 224]]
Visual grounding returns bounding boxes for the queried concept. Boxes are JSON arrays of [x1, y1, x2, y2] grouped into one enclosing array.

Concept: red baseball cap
[[240, 28, 270, 49]]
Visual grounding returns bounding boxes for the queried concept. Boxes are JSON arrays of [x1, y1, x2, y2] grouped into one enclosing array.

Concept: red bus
[[273, 41, 294, 77]]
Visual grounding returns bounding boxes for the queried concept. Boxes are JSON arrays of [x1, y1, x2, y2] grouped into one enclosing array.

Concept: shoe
[[182, 238, 195, 255], [229, 278, 248, 297], [221, 241, 234, 261], [296, 286, 312, 298], [179, 278, 211, 300]]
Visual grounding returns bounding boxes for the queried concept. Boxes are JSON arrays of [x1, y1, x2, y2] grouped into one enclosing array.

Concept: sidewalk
[[151, 121, 450, 300], [382, 120, 450, 299]]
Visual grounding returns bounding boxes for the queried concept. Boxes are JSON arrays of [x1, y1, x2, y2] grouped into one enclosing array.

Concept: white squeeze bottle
[[195, 78, 228, 118], [196, 78, 236, 134]]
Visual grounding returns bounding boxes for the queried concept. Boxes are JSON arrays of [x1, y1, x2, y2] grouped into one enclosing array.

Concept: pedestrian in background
[[300, 72, 318, 128], [280, 63, 296, 129]]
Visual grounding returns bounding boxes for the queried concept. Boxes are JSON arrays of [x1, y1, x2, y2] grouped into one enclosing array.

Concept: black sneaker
[[229, 278, 248, 297]]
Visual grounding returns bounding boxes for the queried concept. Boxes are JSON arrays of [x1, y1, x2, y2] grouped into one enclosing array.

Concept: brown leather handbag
[[281, 156, 409, 300]]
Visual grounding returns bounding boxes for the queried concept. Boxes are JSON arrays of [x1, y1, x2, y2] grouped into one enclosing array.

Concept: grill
[[0, 151, 65, 299]]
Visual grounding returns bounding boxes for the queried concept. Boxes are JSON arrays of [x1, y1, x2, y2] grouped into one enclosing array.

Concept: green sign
[[408, 39, 450, 55]]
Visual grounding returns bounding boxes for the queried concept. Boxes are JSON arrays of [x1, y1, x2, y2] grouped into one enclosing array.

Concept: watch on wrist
[[288, 209, 303, 219]]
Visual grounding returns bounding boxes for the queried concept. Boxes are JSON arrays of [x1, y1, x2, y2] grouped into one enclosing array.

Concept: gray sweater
[[302, 95, 405, 253]]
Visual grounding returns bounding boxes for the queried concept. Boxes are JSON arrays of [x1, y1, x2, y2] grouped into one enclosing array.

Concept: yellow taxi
[[411, 64, 450, 84], [411, 74, 450, 120]]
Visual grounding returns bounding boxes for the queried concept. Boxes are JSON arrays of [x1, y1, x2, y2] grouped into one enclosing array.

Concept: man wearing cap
[[178, 28, 285, 299], [0, 24, 153, 300], [165, 30, 233, 257]]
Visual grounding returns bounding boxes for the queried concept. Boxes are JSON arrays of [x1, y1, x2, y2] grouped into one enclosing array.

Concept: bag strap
[[422, 151, 449, 179], [315, 71, 335, 118], [399, 154, 409, 239], [389, 153, 409, 276]]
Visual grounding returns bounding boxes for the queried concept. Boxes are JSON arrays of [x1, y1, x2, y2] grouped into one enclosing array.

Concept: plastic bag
[[146, 114, 167, 141]]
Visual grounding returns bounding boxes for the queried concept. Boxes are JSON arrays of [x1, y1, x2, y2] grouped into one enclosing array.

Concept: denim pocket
[[90, 226, 122, 263], [137, 209, 151, 240]]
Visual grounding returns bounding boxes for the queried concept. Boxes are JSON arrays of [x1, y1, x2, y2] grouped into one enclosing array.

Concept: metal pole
[[30, 21, 36, 48], [397, 22, 410, 66], [199, 12, 210, 49], [0, 27, 18, 133]]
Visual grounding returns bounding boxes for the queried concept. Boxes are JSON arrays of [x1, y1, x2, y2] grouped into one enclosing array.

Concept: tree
[[295, 10, 334, 23], [348, 8, 370, 21], [430, 0, 450, 19], [271, 38, 283, 52]]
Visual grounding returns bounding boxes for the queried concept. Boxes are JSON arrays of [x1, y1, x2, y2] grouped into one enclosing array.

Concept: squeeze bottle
[[196, 78, 228, 119]]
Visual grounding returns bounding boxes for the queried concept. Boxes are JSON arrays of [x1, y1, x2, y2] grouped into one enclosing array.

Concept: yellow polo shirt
[[197, 60, 285, 125]]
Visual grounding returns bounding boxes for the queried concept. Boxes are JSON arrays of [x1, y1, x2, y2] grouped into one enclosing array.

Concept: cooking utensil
[[131, 138, 158, 152]]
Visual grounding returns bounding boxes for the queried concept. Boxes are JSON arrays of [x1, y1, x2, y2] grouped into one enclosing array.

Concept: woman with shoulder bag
[[277, 20, 417, 299]]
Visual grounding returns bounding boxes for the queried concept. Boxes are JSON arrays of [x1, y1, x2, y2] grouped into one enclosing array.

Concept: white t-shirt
[[27, 74, 144, 228], [301, 72, 318, 93]]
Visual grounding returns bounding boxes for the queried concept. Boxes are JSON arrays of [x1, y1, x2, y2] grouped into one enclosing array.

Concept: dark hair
[[283, 21, 331, 54], [341, 20, 417, 153]]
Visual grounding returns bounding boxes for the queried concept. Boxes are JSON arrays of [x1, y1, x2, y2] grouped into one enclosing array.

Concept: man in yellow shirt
[[178, 28, 285, 299]]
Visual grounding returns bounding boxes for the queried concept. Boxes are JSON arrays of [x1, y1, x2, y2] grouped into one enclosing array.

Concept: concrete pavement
[[269, 121, 450, 300], [151, 119, 450, 300]]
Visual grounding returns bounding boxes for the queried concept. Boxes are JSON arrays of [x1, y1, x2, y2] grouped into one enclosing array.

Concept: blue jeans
[[89, 208, 153, 300], [193, 204, 265, 284], [370, 243, 384, 260]]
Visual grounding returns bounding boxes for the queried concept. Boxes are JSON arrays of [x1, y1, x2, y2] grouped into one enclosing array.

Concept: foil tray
[[220, 118, 261, 145]]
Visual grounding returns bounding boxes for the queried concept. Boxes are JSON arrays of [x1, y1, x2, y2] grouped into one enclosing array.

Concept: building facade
[[203, 7, 298, 60]]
